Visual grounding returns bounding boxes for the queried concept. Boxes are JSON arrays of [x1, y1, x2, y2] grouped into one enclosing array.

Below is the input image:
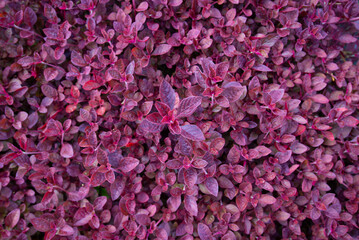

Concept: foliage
[[0, 0, 359, 239]]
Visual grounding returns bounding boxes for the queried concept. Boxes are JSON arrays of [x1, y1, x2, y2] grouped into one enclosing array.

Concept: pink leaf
[[259, 194, 276, 205], [24, 7, 37, 26], [135, 214, 151, 226], [167, 196, 181, 212], [181, 124, 205, 141], [169, 0, 183, 7], [152, 44, 172, 56], [178, 137, 192, 156], [146, 112, 163, 124], [326, 62, 339, 71], [310, 94, 329, 104], [160, 81, 176, 109], [322, 193, 336, 206], [205, 177, 218, 197], [118, 157, 139, 172], [94, 196, 107, 211], [230, 130, 247, 146], [44, 4, 57, 22], [155, 102, 170, 117], [338, 34, 357, 43], [310, 208, 321, 220], [226, 8, 236, 21], [110, 177, 125, 200], [42, 191, 54, 205], [60, 143, 74, 158], [191, 159, 208, 169], [184, 168, 197, 187], [325, 207, 340, 219], [58, 225, 74, 236], [74, 208, 93, 226], [227, 145, 241, 163], [221, 83, 246, 102], [292, 115, 308, 124], [176, 96, 202, 118], [90, 172, 106, 187], [80, 108, 92, 123], [125, 61, 135, 75], [44, 68, 58, 82], [252, 64, 272, 72], [198, 223, 212, 240], [275, 150, 292, 164], [184, 195, 198, 216], [275, 211, 291, 221], [83, 80, 101, 90], [166, 159, 182, 169], [216, 62, 229, 78], [291, 141, 309, 154], [140, 119, 163, 133], [31, 217, 52, 232], [41, 84, 58, 98], [268, 89, 285, 104], [71, 51, 87, 67], [17, 56, 34, 67], [136, 2, 148, 11], [5, 209, 20, 229], [342, 116, 359, 127], [187, 29, 200, 39]]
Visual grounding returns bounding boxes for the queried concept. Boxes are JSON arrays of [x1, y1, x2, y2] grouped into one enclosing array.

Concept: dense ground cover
[[1, 0, 359, 239]]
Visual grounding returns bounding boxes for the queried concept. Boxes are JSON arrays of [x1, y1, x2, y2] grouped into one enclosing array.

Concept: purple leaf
[[338, 34, 357, 43], [152, 44, 172, 56], [74, 208, 93, 226], [146, 112, 163, 124], [80, 108, 92, 123], [140, 119, 163, 133], [221, 83, 246, 102], [166, 159, 182, 169], [181, 124, 205, 141], [275, 211, 291, 221], [44, 68, 58, 82], [90, 172, 106, 187], [110, 177, 125, 200], [259, 194, 276, 205], [169, 0, 183, 7], [198, 223, 212, 240], [310, 94, 329, 104], [187, 29, 200, 39], [160, 81, 176, 110], [177, 137, 193, 156], [5, 209, 20, 229], [118, 157, 139, 172], [176, 96, 202, 118], [24, 7, 37, 26], [71, 51, 87, 67], [275, 150, 292, 164], [58, 225, 75, 236], [31, 217, 52, 232], [252, 64, 272, 72], [184, 168, 197, 188], [60, 143, 74, 158], [136, 2, 148, 11], [41, 84, 58, 99], [268, 89, 284, 104], [155, 102, 171, 117], [191, 159, 208, 169], [17, 56, 34, 67], [184, 195, 198, 216], [291, 141, 309, 154], [167, 196, 181, 212], [205, 177, 218, 197]]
